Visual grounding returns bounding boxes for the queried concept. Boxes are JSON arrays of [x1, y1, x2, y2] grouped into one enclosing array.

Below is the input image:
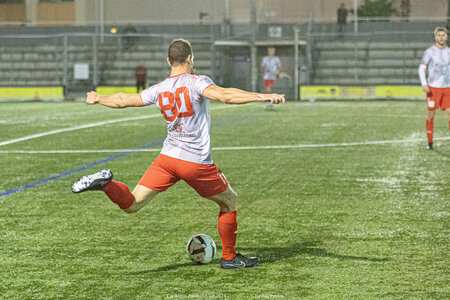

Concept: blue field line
[[0, 139, 164, 198]]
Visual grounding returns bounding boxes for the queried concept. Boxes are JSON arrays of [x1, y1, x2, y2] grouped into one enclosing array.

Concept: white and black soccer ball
[[186, 234, 216, 264]]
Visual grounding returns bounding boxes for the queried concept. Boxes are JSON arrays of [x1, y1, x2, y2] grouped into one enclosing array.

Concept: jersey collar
[[168, 72, 187, 78]]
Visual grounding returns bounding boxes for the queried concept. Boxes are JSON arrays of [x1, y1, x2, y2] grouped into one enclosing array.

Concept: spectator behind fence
[[337, 3, 348, 33], [135, 63, 147, 93]]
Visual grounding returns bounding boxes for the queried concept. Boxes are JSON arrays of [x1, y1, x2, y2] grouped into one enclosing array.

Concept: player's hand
[[86, 91, 99, 105], [266, 93, 285, 104], [279, 72, 292, 80], [422, 86, 430, 93]]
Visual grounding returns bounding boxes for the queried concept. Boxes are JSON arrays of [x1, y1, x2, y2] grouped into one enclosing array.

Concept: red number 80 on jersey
[[158, 87, 194, 122]]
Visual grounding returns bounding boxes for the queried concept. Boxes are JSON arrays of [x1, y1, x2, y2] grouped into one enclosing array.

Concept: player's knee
[[210, 187, 238, 212], [227, 189, 238, 211], [123, 202, 140, 214], [231, 189, 238, 203]]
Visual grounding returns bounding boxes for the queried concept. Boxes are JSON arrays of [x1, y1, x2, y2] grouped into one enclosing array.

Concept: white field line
[[1, 136, 449, 154], [0, 104, 246, 147], [0, 114, 159, 147]]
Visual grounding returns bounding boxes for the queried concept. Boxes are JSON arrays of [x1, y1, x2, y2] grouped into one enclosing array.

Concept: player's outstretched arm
[[86, 91, 144, 108], [418, 64, 429, 93], [203, 85, 285, 105]]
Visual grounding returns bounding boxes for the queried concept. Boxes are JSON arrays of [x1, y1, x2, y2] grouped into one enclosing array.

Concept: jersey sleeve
[[276, 57, 281, 67], [193, 75, 215, 97], [420, 49, 432, 65], [418, 64, 428, 86], [140, 84, 159, 106]]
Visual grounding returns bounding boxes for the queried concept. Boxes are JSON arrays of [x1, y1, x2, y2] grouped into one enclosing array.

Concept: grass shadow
[[240, 241, 388, 263], [129, 262, 194, 274], [433, 148, 450, 159], [128, 241, 387, 275]]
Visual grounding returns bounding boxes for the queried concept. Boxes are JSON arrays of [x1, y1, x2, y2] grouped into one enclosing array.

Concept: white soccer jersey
[[141, 73, 214, 164], [261, 56, 281, 80], [419, 45, 450, 88]]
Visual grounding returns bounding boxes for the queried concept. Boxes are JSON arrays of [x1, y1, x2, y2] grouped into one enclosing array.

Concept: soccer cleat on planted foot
[[72, 169, 113, 193], [427, 142, 433, 150], [220, 253, 259, 269]]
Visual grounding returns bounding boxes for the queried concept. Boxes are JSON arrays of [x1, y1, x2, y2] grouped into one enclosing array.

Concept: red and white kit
[[139, 73, 228, 197], [261, 56, 281, 88], [419, 45, 450, 110]]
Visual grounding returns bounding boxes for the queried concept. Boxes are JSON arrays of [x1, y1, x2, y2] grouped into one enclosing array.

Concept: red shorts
[[138, 154, 229, 198], [264, 79, 275, 88], [427, 87, 450, 110]]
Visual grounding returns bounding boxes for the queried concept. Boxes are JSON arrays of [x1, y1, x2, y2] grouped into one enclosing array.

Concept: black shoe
[[220, 253, 259, 269], [72, 169, 113, 193], [427, 142, 433, 150]]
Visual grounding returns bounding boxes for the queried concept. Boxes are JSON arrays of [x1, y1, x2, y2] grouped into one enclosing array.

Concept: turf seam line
[[0, 104, 251, 197], [1, 136, 449, 154], [0, 103, 248, 147], [0, 114, 160, 147], [0, 139, 164, 198]]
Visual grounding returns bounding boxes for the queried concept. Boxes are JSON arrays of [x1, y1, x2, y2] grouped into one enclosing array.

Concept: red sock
[[448, 120, 450, 131], [426, 119, 434, 143], [102, 181, 135, 210], [217, 211, 237, 260]]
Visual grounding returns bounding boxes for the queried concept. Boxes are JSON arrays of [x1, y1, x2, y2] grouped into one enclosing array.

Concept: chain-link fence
[[0, 18, 444, 100], [0, 32, 213, 98], [304, 30, 435, 87]]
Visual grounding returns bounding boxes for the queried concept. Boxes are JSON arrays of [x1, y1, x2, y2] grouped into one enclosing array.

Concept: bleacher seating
[[0, 40, 212, 92], [0, 34, 430, 91], [312, 40, 429, 86]]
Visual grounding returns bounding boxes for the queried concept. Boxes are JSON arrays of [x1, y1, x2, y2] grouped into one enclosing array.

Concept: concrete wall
[[37, 1, 75, 24], [0, 0, 448, 26], [0, 3, 25, 23], [97, 0, 450, 24]]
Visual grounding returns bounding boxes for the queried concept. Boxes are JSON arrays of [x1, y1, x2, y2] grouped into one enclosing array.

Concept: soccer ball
[[186, 234, 216, 264]]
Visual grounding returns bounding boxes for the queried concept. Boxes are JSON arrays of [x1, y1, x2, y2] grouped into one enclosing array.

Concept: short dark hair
[[168, 38, 193, 65], [434, 27, 448, 36]]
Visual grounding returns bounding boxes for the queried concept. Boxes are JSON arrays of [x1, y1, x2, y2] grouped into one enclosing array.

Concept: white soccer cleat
[[72, 169, 113, 193]]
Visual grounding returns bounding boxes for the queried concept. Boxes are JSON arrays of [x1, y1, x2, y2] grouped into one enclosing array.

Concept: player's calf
[[72, 169, 137, 211]]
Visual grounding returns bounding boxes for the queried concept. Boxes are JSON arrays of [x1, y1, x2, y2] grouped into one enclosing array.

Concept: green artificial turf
[[0, 100, 448, 299]]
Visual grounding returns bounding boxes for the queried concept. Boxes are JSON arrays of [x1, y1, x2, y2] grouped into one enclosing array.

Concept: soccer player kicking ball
[[418, 27, 450, 150], [72, 39, 285, 269]]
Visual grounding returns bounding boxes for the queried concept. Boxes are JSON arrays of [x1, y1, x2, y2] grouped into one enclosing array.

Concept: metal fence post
[[294, 26, 300, 101], [92, 34, 98, 89], [63, 34, 68, 97], [353, 39, 359, 83], [402, 32, 406, 84], [210, 24, 216, 81], [306, 13, 313, 85], [250, 0, 258, 92]]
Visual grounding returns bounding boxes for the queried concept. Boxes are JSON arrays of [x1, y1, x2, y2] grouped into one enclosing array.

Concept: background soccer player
[[261, 47, 281, 110], [418, 27, 450, 150], [72, 38, 285, 269]]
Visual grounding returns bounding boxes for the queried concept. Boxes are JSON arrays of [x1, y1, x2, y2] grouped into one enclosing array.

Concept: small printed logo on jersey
[[175, 123, 186, 133]]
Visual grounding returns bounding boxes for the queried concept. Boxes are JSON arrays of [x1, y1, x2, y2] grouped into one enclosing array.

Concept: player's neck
[[435, 43, 446, 50], [170, 64, 191, 77]]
